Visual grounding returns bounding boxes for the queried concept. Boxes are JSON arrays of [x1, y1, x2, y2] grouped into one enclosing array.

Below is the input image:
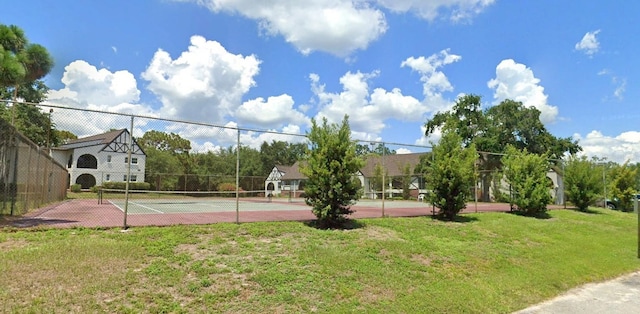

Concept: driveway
[[516, 271, 640, 313]]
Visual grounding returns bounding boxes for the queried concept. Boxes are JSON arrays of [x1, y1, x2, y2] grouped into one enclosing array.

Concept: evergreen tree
[[426, 130, 477, 220], [301, 115, 364, 228]]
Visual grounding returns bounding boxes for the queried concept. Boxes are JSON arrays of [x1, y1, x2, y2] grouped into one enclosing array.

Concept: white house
[[50, 129, 146, 189], [264, 165, 292, 196]]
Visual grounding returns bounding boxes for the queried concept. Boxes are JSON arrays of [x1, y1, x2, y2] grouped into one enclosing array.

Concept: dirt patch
[[0, 238, 30, 251], [360, 225, 405, 242], [411, 254, 432, 266]]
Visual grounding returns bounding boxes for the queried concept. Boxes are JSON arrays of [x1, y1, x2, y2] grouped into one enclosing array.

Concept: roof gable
[[59, 129, 146, 155]]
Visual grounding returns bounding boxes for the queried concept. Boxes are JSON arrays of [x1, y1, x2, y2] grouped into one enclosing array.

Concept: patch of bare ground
[[0, 238, 30, 251], [411, 253, 433, 266], [352, 225, 405, 241]]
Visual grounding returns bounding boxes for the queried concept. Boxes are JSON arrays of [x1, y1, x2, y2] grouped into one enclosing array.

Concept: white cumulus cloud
[[574, 130, 640, 164], [312, 71, 425, 139], [487, 59, 558, 124], [401, 49, 461, 114], [180, 0, 495, 56], [186, 0, 387, 57], [141, 35, 261, 124], [575, 29, 601, 56], [235, 94, 309, 128]]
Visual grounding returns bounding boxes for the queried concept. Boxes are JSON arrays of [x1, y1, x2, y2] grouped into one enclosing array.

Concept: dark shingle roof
[[280, 152, 429, 180], [60, 129, 126, 148]]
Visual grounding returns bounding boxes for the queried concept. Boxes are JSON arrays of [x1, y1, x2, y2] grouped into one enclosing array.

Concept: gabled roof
[[281, 161, 306, 180], [274, 165, 292, 173], [280, 152, 430, 180], [59, 129, 126, 148], [56, 129, 146, 156]]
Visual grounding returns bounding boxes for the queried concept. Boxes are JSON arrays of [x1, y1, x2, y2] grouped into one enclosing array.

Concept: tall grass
[[1, 207, 639, 313]]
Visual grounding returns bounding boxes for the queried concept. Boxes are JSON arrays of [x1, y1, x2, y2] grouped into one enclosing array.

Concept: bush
[[502, 146, 551, 215], [70, 184, 82, 193], [217, 182, 238, 192]]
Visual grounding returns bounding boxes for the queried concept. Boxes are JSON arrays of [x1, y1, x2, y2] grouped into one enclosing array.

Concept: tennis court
[[11, 189, 532, 228], [106, 197, 310, 214]]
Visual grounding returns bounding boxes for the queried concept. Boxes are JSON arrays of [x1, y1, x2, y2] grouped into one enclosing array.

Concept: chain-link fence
[[1, 116, 68, 215], [2, 101, 567, 227]]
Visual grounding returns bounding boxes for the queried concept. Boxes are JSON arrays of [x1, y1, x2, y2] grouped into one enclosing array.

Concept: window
[[123, 175, 137, 182], [77, 154, 98, 169], [105, 174, 110, 181], [124, 157, 138, 164], [107, 155, 112, 163]]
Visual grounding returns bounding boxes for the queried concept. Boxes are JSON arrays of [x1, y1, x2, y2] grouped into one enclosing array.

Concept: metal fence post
[[235, 128, 240, 224], [123, 116, 134, 229]]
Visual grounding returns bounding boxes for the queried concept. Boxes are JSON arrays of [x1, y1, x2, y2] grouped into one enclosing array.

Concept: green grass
[[1, 207, 639, 313]]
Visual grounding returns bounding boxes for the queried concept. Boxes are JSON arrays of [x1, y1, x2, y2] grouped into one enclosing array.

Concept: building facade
[[50, 129, 146, 189]]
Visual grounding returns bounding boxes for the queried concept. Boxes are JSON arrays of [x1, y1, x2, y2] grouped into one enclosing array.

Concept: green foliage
[[0, 24, 58, 146], [608, 161, 638, 211], [401, 163, 412, 200], [424, 95, 581, 202], [70, 184, 82, 193], [426, 130, 477, 220], [300, 115, 364, 228], [217, 182, 238, 192], [259, 140, 307, 174], [370, 163, 384, 195], [564, 156, 603, 211], [502, 146, 551, 215]]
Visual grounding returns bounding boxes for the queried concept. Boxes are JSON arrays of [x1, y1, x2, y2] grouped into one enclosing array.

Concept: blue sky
[[3, 0, 639, 162]]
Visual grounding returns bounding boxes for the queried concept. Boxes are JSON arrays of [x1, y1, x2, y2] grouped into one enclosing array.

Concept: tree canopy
[[424, 95, 581, 158], [0, 24, 57, 146]]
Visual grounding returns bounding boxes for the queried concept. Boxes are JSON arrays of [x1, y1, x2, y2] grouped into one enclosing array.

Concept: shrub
[[70, 184, 82, 193], [502, 146, 551, 215], [217, 182, 238, 192], [426, 131, 477, 220]]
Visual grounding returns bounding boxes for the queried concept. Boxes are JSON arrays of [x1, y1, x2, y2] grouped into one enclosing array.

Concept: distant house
[[50, 129, 146, 189], [265, 153, 429, 199], [265, 152, 564, 204], [264, 164, 292, 196]]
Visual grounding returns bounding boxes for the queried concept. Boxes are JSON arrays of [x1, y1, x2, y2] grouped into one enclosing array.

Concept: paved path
[[516, 271, 640, 314]]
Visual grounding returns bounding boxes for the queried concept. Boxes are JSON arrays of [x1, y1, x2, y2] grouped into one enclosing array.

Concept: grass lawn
[[1, 207, 639, 313]]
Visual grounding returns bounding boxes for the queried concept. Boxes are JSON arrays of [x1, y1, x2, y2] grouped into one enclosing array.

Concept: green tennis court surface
[[106, 198, 310, 214]]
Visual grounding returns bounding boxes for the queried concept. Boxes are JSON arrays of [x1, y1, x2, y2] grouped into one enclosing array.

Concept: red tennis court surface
[[3, 199, 564, 229]]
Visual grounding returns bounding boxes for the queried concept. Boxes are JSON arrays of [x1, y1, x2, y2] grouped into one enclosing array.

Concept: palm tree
[[0, 24, 54, 123]]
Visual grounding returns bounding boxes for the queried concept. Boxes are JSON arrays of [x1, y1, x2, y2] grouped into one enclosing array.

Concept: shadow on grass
[[304, 219, 366, 230], [507, 210, 553, 220], [568, 207, 604, 215], [430, 214, 479, 223]]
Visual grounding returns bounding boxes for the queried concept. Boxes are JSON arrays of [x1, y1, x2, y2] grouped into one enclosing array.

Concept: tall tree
[[301, 115, 364, 228], [0, 24, 54, 109], [0, 24, 55, 145], [259, 140, 307, 174], [424, 95, 581, 201], [426, 130, 477, 220]]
